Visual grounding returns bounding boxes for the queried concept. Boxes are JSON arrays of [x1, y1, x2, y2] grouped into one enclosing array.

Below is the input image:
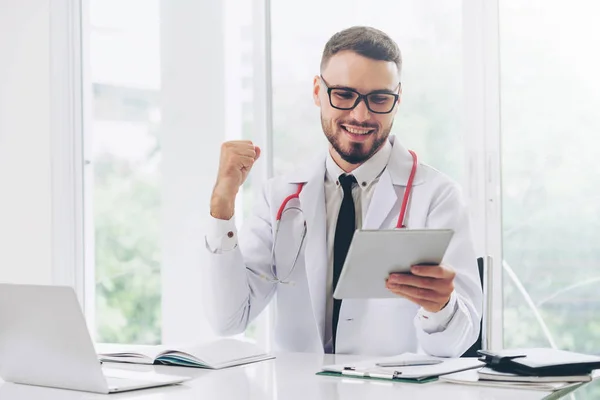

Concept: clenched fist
[[210, 141, 261, 220]]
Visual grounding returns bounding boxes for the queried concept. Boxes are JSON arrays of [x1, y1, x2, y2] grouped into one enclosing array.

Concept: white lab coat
[[204, 136, 482, 357]]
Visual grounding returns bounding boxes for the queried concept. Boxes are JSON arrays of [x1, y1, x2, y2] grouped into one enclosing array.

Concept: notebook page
[[165, 339, 268, 368], [96, 343, 169, 362]]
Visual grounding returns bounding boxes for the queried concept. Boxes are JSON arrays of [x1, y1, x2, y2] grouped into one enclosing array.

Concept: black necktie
[[332, 174, 356, 353]]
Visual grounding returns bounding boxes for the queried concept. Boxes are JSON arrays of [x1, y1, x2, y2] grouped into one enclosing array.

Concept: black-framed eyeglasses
[[320, 75, 401, 114]]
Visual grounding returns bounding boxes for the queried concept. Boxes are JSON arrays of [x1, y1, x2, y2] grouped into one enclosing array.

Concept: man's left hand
[[386, 264, 455, 313]]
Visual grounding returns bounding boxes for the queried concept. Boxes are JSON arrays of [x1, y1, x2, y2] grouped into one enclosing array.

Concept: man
[[205, 26, 481, 357]]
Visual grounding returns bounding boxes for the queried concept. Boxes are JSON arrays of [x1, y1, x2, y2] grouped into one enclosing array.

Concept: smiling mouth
[[341, 124, 376, 135]]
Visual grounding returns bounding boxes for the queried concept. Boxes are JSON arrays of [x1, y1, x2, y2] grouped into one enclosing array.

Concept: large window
[[87, 0, 467, 346], [89, 0, 162, 344], [81, 0, 600, 360], [87, 0, 259, 345], [500, 0, 600, 355]]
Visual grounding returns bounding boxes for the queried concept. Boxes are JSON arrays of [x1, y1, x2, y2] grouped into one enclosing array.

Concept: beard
[[321, 115, 392, 164]]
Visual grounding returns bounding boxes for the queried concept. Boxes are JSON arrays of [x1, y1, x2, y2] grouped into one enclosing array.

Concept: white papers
[[440, 369, 585, 392]]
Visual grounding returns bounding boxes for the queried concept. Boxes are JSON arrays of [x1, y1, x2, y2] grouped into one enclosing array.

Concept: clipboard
[[333, 229, 454, 299], [317, 354, 484, 383]]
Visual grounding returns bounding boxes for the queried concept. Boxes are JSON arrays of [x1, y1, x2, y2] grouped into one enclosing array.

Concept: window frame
[[49, 0, 89, 314]]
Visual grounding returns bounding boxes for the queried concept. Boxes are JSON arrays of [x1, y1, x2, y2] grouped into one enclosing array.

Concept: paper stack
[[441, 367, 591, 391]]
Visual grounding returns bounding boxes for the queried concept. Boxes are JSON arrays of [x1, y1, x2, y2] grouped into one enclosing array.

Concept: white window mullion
[[80, 0, 97, 336], [49, 0, 86, 308], [462, 0, 503, 350], [481, 0, 503, 351], [160, 0, 227, 345], [251, 0, 275, 352]]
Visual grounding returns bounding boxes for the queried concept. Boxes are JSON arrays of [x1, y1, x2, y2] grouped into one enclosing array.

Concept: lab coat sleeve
[[415, 180, 483, 357], [203, 180, 278, 336], [205, 216, 239, 253], [417, 290, 458, 333]]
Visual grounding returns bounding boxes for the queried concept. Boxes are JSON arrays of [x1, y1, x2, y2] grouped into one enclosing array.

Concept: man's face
[[313, 50, 401, 165]]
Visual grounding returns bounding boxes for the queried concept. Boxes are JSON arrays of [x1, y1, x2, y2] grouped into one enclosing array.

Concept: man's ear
[[313, 75, 322, 107]]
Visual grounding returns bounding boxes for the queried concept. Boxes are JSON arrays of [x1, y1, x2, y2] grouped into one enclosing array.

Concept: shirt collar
[[325, 139, 393, 188]]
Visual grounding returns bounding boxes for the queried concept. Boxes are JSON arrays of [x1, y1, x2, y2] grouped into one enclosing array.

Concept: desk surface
[[0, 352, 596, 399]]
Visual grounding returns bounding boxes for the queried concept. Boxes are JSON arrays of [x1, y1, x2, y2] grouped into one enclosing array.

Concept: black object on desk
[[477, 348, 600, 377], [461, 257, 484, 358]]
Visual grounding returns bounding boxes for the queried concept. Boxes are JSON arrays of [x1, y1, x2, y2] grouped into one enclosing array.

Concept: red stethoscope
[[255, 150, 418, 284]]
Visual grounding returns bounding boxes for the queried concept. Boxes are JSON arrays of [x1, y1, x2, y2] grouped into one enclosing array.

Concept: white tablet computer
[[333, 229, 454, 299]]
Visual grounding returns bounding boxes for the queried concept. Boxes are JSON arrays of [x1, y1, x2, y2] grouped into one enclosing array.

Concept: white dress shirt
[[206, 141, 457, 352]]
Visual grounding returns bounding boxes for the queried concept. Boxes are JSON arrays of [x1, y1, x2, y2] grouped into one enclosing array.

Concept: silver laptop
[[0, 283, 190, 394]]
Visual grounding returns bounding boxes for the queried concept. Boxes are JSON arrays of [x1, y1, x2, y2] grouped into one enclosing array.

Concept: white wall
[[0, 0, 53, 284]]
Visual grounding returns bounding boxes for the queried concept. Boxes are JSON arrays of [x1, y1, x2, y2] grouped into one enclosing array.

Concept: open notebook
[[96, 338, 274, 369]]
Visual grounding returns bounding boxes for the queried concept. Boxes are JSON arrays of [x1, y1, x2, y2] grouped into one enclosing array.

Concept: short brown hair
[[320, 26, 402, 74]]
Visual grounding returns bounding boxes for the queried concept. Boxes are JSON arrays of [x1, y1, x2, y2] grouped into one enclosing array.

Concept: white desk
[[0, 352, 594, 399]]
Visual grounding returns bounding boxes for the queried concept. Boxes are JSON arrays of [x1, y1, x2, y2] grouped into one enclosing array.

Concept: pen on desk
[[375, 359, 442, 367]]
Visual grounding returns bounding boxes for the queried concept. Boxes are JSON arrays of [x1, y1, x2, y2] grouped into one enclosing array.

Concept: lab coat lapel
[[363, 169, 398, 229], [288, 156, 328, 344], [363, 136, 426, 229]]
